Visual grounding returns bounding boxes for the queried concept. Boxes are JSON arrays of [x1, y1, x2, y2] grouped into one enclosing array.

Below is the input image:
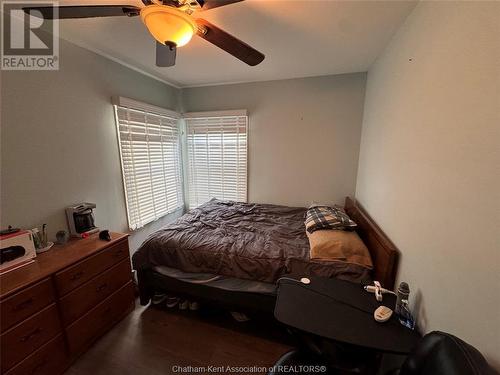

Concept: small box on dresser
[[0, 232, 134, 375]]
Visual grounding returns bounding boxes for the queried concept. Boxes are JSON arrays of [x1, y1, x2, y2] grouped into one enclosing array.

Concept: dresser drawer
[[1, 304, 61, 373], [55, 239, 129, 296], [4, 335, 67, 375], [66, 281, 134, 355], [0, 279, 55, 333], [60, 258, 132, 326]]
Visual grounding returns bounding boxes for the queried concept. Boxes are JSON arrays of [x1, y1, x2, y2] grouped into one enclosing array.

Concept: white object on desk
[[364, 281, 396, 302], [364, 285, 394, 294], [374, 306, 393, 322], [374, 281, 383, 301], [300, 277, 311, 284]]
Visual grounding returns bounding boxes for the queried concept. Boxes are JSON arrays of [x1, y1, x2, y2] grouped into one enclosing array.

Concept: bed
[[133, 197, 399, 314]]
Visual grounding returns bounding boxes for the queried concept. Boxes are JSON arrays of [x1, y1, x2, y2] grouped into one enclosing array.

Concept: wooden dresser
[[0, 232, 134, 375]]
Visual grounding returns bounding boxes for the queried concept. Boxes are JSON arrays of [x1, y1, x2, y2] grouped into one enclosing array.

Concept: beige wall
[[0, 37, 183, 251], [356, 1, 500, 367], [182, 73, 367, 207]]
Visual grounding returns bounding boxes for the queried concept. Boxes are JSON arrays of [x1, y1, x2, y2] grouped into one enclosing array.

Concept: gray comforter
[[132, 199, 370, 283]]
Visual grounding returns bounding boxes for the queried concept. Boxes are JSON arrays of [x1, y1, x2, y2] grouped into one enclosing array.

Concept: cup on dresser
[[56, 230, 69, 245]]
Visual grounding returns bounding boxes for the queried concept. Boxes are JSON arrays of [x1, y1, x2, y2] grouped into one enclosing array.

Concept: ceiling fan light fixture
[[140, 5, 196, 48]]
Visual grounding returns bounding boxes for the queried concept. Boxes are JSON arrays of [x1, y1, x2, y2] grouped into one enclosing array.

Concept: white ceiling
[[56, 0, 417, 87]]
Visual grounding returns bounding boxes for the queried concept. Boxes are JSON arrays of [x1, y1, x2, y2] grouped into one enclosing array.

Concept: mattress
[[132, 199, 371, 284]]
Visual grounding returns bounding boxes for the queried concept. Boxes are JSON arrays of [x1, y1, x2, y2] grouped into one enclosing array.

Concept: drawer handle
[[70, 271, 84, 281], [31, 359, 48, 374], [13, 298, 34, 311], [20, 327, 42, 342], [96, 283, 108, 292], [112, 249, 124, 257]]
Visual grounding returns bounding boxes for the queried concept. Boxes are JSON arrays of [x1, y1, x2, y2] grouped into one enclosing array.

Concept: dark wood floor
[[65, 302, 293, 375]]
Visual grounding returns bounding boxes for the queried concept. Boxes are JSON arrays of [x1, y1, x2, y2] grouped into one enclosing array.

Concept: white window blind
[[185, 111, 248, 209], [114, 100, 183, 230]]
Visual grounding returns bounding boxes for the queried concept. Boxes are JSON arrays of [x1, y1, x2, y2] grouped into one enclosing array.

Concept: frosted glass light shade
[[140, 5, 196, 47]]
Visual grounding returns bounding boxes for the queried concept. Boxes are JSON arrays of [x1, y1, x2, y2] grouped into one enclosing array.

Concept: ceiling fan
[[23, 0, 265, 67]]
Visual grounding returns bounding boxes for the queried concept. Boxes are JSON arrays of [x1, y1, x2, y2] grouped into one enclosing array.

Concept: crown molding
[[180, 71, 367, 89]]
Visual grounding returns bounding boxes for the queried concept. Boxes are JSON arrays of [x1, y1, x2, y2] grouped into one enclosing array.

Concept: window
[[185, 110, 248, 209], [114, 97, 183, 230]]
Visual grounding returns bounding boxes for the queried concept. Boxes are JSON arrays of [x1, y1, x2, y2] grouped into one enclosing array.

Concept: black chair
[[391, 331, 496, 375], [268, 331, 497, 375]]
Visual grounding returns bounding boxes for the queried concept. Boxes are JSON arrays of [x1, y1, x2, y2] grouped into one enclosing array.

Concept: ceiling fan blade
[[156, 42, 177, 67], [197, 0, 244, 11], [22, 5, 141, 19], [195, 19, 264, 66]]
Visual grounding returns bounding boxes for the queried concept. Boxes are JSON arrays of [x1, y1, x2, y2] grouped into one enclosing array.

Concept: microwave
[[0, 230, 36, 274]]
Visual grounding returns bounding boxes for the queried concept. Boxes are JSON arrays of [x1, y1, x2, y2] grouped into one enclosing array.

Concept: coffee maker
[[66, 203, 99, 237]]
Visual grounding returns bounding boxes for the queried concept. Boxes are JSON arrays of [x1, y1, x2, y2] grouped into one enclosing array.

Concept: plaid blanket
[[305, 205, 357, 233]]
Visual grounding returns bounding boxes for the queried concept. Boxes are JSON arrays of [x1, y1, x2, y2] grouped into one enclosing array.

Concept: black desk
[[274, 277, 420, 355]]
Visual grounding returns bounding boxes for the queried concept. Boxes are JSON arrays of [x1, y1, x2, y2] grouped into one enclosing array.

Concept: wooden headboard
[[344, 197, 399, 289]]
